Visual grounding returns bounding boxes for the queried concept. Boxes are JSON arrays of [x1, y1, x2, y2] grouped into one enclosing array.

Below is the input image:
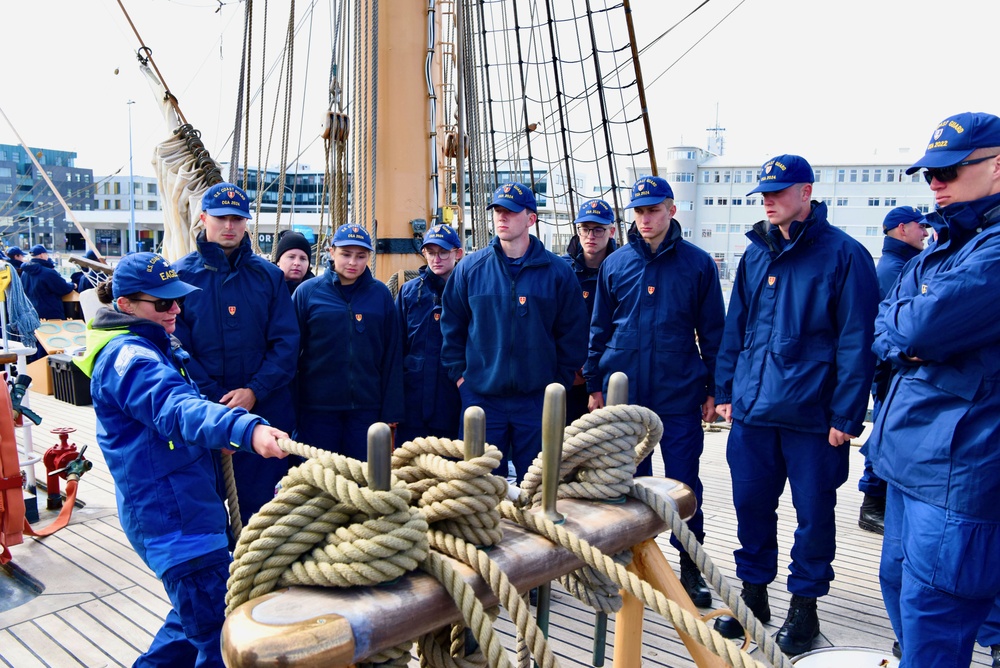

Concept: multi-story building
[[0, 144, 96, 252], [648, 146, 932, 279]]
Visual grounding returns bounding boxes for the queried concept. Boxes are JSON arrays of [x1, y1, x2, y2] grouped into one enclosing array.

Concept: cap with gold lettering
[[747, 154, 814, 195], [112, 252, 200, 300], [906, 112, 1000, 174], [201, 182, 252, 220]]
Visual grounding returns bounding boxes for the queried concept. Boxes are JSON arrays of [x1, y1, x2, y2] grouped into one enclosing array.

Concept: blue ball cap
[[332, 224, 374, 252], [624, 177, 674, 209], [747, 155, 814, 195], [486, 182, 537, 213], [201, 182, 252, 220], [422, 224, 461, 251], [883, 206, 925, 231], [112, 252, 200, 300], [575, 199, 616, 225], [6, 247, 23, 258], [29, 244, 49, 256], [906, 112, 1000, 175]]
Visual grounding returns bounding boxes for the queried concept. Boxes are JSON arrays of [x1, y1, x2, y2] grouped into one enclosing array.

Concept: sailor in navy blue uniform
[[713, 155, 877, 655], [441, 183, 587, 482], [584, 177, 724, 607], [293, 224, 404, 459], [174, 183, 298, 525], [857, 206, 928, 536], [77, 252, 288, 668], [562, 198, 616, 423], [396, 224, 464, 443], [867, 112, 1000, 666]]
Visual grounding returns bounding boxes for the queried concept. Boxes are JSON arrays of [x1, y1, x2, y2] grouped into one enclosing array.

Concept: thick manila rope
[[394, 436, 557, 668], [225, 438, 509, 668]]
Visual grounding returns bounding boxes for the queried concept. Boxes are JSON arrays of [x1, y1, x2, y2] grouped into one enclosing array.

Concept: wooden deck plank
[[0, 629, 49, 668], [6, 621, 87, 667], [78, 598, 156, 653], [57, 606, 137, 668], [33, 613, 118, 667]]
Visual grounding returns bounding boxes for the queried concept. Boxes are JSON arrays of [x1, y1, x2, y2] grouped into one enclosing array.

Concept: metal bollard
[[463, 406, 485, 461], [535, 383, 566, 667], [367, 422, 392, 492]]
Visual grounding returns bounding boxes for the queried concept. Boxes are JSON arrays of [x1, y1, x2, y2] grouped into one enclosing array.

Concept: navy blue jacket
[[173, 233, 299, 432], [21, 258, 73, 320], [715, 202, 878, 436], [868, 193, 1000, 521], [441, 236, 588, 395], [877, 236, 921, 300], [396, 266, 460, 434], [584, 221, 725, 414], [562, 235, 617, 320], [293, 266, 404, 421], [76, 309, 263, 577]]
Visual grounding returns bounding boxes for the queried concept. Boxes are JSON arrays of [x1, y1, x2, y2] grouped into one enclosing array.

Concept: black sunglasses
[[133, 296, 185, 312], [923, 154, 999, 184]]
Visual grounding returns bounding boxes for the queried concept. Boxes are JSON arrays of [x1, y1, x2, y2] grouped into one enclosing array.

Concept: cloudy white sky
[[3, 0, 999, 177]]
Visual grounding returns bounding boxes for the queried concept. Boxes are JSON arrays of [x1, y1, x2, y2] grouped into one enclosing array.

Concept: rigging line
[[114, 0, 187, 126], [229, 0, 252, 184], [252, 0, 270, 220], [543, 0, 578, 220], [585, 0, 625, 222], [511, 0, 537, 187], [273, 0, 297, 233], [240, 0, 254, 190]]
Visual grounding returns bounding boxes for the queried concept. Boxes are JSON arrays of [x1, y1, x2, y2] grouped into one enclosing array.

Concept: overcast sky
[[3, 0, 999, 177]]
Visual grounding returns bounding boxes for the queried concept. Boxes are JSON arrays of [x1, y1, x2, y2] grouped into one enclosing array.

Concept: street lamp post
[[127, 100, 137, 254]]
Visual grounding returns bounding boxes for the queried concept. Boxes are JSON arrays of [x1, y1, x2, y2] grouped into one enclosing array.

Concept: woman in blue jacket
[[293, 224, 403, 459], [75, 252, 288, 668]]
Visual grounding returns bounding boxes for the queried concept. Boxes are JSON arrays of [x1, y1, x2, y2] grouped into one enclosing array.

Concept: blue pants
[[232, 451, 289, 525], [879, 486, 1000, 667], [296, 408, 382, 461], [636, 411, 705, 555], [458, 386, 543, 483], [858, 396, 887, 497], [726, 421, 849, 597], [135, 549, 230, 668]]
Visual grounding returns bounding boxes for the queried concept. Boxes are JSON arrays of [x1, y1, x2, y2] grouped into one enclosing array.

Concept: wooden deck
[[1, 392, 993, 667]]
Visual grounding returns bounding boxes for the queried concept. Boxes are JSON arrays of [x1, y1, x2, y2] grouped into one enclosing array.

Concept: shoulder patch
[[114, 344, 159, 376]]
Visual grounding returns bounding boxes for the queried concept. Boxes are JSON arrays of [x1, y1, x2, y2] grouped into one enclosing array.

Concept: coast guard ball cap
[[29, 244, 49, 256], [422, 224, 461, 251], [332, 224, 374, 252], [113, 252, 200, 300], [6, 247, 23, 258], [906, 112, 1000, 174], [201, 182, 252, 220], [883, 206, 926, 231], [575, 199, 616, 225], [747, 155, 814, 195], [486, 182, 538, 213], [624, 177, 674, 209]]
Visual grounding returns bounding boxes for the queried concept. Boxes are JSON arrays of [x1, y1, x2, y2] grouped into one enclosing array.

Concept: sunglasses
[[923, 154, 999, 184], [133, 296, 185, 312]]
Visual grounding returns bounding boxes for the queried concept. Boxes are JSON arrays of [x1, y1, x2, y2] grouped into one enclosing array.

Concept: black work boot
[[713, 581, 770, 639], [991, 644, 1000, 668], [679, 554, 712, 608], [892, 641, 901, 659], [859, 494, 886, 535], [775, 594, 820, 655]]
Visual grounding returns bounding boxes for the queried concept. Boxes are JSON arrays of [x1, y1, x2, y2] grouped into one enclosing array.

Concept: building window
[[0, 167, 10, 178], [885, 197, 897, 206], [874, 169, 882, 183], [887, 168, 896, 182], [704, 197, 714, 206], [713, 170, 720, 183], [702, 229, 712, 237], [84, 175, 90, 183], [747, 197, 757, 206], [911, 173, 922, 182], [676, 200, 693, 211], [715, 223, 727, 233], [734, 171, 742, 184], [723, 171, 731, 183], [866, 226, 879, 236], [837, 169, 846, 182], [837, 197, 849, 206], [744, 224, 752, 232], [84, 204, 90, 211], [134, 200, 143, 210], [114, 200, 122, 210], [732, 197, 743, 206], [729, 224, 740, 233], [702, 171, 711, 183], [869, 197, 880, 206], [0, 151, 6, 161], [65, 172, 71, 181], [113, 182, 121, 195], [668, 150, 696, 160], [2, 184, 10, 194], [918, 205, 930, 214], [849, 169, 858, 183], [821, 197, 832, 206], [717, 197, 728, 206], [814, 169, 822, 182], [149, 200, 158, 211], [862, 169, 870, 183], [666, 172, 694, 183], [682, 228, 692, 238], [746, 170, 755, 183], [147, 182, 158, 195]]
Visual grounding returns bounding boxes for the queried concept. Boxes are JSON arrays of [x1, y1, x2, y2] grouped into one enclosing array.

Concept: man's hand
[[701, 396, 718, 423], [588, 391, 605, 412], [716, 403, 732, 423], [221, 387, 257, 410], [828, 428, 855, 447], [251, 425, 289, 458]]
